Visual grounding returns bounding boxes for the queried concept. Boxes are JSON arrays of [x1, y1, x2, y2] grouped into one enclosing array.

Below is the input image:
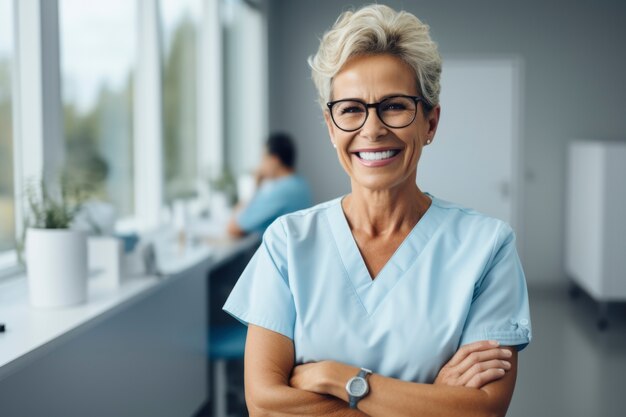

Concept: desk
[[0, 232, 260, 417]]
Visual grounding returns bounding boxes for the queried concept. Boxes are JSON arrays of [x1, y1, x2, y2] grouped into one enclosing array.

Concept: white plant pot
[[26, 228, 88, 308]]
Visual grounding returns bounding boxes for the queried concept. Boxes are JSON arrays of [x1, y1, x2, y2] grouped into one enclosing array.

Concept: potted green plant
[[207, 168, 237, 220], [24, 177, 89, 308]]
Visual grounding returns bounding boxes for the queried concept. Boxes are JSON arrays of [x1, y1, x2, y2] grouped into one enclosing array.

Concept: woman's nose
[[359, 108, 387, 141]]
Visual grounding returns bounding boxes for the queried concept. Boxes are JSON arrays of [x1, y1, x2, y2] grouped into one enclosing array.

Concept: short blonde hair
[[308, 4, 442, 110]]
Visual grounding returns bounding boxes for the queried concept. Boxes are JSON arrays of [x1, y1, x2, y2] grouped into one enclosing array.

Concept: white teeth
[[358, 150, 398, 161]]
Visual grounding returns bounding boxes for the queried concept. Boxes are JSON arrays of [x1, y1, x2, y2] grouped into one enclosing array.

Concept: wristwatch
[[345, 368, 372, 409]]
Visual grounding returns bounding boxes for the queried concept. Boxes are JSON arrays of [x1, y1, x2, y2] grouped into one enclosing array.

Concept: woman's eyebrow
[[332, 97, 365, 102], [333, 93, 418, 102], [379, 92, 419, 100]]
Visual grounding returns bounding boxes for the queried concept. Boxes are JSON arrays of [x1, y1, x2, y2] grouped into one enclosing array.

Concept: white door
[[418, 58, 521, 228]]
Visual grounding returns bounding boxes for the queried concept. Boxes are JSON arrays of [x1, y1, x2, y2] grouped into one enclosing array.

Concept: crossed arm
[[245, 324, 518, 417]]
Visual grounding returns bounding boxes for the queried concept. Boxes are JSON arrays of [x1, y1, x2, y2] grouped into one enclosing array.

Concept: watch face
[[348, 377, 368, 396]]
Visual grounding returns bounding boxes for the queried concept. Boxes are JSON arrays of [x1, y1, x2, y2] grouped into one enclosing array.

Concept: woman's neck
[[342, 180, 431, 238], [272, 165, 294, 179]]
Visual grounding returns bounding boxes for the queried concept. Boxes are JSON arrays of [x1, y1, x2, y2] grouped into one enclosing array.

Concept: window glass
[[0, 0, 15, 253], [59, 0, 136, 216], [160, 0, 201, 202], [223, 0, 266, 178]]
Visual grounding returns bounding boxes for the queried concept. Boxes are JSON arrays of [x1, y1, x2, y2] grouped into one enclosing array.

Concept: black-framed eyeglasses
[[327, 95, 432, 132]]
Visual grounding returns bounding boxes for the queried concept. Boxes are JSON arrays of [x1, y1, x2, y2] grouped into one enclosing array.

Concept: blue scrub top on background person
[[223, 194, 531, 383], [236, 174, 312, 234], [228, 132, 312, 237]]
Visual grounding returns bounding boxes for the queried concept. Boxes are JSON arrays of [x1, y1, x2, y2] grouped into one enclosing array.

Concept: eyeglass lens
[[331, 96, 417, 131]]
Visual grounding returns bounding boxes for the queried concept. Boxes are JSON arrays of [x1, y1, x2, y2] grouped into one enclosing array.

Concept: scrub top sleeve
[[459, 223, 532, 351], [223, 219, 296, 339]]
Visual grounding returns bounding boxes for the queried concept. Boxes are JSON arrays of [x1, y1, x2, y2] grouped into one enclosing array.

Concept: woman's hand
[[434, 340, 513, 389], [290, 361, 332, 395]]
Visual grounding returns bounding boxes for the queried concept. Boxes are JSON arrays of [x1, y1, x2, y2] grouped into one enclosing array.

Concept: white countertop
[[0, 232, 260, 381]]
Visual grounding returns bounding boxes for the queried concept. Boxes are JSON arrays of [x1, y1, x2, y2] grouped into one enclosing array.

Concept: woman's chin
[[352, 175, 416, 194]]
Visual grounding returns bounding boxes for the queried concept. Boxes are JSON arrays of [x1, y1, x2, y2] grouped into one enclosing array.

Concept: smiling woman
[[223, 4, 531, 417]]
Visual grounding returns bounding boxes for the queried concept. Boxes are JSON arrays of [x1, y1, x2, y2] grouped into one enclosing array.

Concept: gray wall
[[267, 0, 626, 286]]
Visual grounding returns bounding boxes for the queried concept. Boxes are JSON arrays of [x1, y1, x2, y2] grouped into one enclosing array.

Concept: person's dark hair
[[266, 132, 296, 169]]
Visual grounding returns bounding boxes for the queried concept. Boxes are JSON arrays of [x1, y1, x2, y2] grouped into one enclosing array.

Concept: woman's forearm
[[247, 383, 368, 417], [244, 325, 514, 416], [348, 376, 500, 417], [244, 325, 366, 416], [322, 360, 515, 417]]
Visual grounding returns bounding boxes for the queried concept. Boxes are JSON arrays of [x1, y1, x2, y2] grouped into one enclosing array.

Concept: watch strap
[[357, 368, 372, 379], [349, 393, 359, 409]]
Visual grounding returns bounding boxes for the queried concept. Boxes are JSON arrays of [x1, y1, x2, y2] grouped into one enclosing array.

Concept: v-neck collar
[[326, 194, 446, 316]]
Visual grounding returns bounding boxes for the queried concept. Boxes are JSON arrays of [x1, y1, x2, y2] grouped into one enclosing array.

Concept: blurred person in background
[[227, 132, 312, 237]]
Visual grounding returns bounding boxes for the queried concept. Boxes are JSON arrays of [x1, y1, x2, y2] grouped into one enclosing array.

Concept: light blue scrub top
[[236, 174, 312, 234], [224, 195, 532, 383]]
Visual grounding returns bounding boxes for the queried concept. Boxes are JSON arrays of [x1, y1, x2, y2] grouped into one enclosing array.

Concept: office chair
[[209, 325, 247, 417]]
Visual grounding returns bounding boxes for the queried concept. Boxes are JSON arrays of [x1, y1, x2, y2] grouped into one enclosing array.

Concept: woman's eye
[[381, 101, 407, 111], [340, 106, 364, 114]]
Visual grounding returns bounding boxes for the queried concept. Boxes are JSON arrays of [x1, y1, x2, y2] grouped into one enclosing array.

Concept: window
[[160, 0, 201, 202], [0, 0, 15, 254], [0, 0, 261, 278], [59, 0, 136, 216], [223, 0, 267, 178]]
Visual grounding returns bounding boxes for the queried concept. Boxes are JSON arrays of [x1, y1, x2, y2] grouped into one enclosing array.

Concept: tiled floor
[[200, 284, 626, 417], [195, 360, 247, 417], [508, 284, 626, 417]]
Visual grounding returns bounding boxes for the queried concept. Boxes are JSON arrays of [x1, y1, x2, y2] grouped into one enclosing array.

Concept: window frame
[[1, 0, 65, 281], [0, 0, 19, 276]]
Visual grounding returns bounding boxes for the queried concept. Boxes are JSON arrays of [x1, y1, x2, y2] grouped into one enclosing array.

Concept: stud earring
[[426, 139, 432, 145], [332, 142, 337, 148]]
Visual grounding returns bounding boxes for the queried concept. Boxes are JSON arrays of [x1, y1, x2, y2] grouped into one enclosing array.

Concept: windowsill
[[0, 231, 260, 381], [0, 272, 162, 380]]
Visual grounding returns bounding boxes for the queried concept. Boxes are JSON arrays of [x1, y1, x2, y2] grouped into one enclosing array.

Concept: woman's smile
[[352, 148, 403, 167]]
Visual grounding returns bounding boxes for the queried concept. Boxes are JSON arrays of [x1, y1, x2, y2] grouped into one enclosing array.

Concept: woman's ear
[[426, 104, 441, 137], [426, 104, 441, 141]]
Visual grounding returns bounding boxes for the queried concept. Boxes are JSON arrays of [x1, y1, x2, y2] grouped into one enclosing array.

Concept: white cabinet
[[565, 140, 626, 325]]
